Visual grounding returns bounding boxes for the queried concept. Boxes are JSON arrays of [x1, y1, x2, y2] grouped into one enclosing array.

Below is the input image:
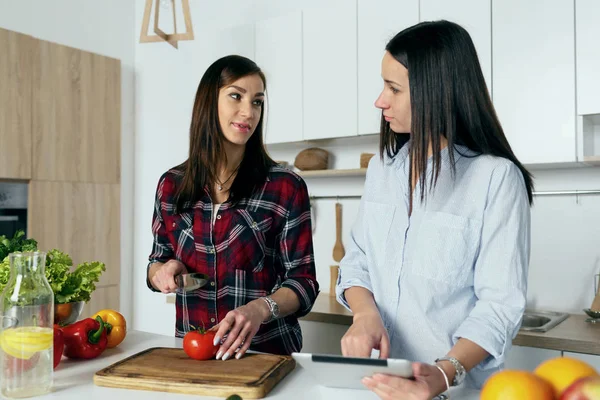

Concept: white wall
[[0, 0, 136, 323], [131, 0, 600, 337]]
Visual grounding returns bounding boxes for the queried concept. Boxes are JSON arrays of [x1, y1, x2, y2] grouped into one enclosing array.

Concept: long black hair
[[380, 20, 534, 205], [175, 55, 275, 211]]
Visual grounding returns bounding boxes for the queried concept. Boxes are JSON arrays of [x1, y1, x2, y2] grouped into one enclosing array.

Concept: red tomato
[[183, 328, 218, 360]]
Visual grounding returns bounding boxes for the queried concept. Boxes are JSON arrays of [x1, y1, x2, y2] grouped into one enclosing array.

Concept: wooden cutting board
[[94, 347, 296, 399]]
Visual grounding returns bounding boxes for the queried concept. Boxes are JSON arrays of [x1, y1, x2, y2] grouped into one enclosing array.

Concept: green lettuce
[[0, 247, 105, 304], [0, 230, 38, 261]]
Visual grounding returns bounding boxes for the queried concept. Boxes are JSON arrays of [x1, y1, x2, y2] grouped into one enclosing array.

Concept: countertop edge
[[168, 294, 600, 356], [300, 296, 600, 356]]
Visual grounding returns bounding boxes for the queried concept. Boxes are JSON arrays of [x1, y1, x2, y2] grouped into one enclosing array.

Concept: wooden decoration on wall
[[139, 0, 194, 49]]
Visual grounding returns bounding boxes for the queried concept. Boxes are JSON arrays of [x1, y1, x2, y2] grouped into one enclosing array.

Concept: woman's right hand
[[341, 311, 390, 359], [150, 260, 187, 293]]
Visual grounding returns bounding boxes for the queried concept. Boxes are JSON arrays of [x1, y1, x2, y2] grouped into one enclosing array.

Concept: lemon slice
[[0, 327, 53, 360]]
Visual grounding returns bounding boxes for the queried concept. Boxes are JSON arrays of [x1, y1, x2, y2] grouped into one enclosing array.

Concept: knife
[[174, 273, 210, 292]]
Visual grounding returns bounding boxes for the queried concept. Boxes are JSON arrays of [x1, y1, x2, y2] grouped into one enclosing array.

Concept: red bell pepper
[[53, 324, 64, 368], [62, 316, 108, 359]]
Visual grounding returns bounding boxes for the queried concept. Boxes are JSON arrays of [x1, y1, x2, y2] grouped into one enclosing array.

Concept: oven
[[0, 182, 28, 238]]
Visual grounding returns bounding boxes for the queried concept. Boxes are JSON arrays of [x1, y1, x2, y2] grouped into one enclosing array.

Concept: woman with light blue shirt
[[336, 20, 534, 399]]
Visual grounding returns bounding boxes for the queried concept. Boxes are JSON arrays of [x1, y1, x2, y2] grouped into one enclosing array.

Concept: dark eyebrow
[[384, 79, 402, 87], [227, 85, 265, 97]]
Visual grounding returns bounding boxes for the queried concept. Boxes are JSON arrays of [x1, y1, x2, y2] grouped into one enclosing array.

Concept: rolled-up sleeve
[[453, 163, 531, 369], [146, 175, 174, 292], [335, 172, 374, 311], [279, 179, 319, 317]]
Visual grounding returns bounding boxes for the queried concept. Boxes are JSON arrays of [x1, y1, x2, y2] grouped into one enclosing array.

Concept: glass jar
[[0, 251, 54, 398]]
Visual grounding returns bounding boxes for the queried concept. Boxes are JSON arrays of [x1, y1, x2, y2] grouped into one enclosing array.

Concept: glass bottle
[[0, 251, 54, 398]]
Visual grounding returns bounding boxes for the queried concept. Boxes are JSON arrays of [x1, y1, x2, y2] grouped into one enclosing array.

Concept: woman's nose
[[374, 91, 388, 109], [239, 102, 253, 118]]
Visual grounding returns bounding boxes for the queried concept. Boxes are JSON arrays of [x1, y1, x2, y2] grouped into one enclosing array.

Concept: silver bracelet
[[434, 365, 450, 399]]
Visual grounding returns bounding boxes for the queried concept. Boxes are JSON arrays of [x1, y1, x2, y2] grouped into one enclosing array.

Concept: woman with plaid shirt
[[147, 55, 319, 360]]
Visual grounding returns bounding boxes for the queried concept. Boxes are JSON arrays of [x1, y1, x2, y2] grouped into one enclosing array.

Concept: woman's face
[[218, 74, 265, 146], [375, 51, 411, 134]]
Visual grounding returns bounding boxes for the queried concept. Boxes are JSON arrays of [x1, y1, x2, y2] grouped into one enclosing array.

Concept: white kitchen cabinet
[[303, 0, 357, 140], [505, 345, 562, 371], [576, 0, 600, 116], [357, 0, 418, 135], [256, 11, 303, 144], [563, 352, 600, 370], [492, 0, 576, 164], [420, 0, 492, 96]]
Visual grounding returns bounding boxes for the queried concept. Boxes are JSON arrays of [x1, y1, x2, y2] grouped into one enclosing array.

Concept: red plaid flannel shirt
[[148, 166, 319, 355]]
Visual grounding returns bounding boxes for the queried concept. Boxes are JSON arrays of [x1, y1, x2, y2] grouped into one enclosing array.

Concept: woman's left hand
[[362, 362, 448, 400], [212, 300, 269, 361]]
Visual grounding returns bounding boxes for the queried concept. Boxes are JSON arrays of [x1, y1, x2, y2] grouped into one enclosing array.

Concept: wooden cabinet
[[357, 0, 418, 136], [32, 40, 121, 183], [576, 0, 600, 116], [505, 345, 562, 371], [0, 29, 34, 180], [256, 11, 303, 144], [303, 1, 357, 140], [420, 0, 492, 95], [492, 0, 576, 164], [1, 30, 122, 313], [27, 180, 120, 288]]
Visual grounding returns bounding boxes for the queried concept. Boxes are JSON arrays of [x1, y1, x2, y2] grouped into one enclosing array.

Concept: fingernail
[[216, 351, 223, 360], [235, 352, 242, 359], [222, 352, 230, 361], [213, 336, 220, 346]]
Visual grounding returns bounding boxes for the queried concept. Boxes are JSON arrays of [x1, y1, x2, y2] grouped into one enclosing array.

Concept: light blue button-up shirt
[[336, 142, 531, 389]]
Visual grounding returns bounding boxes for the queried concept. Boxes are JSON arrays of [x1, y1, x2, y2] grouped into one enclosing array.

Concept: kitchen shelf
[[583, 156, 600, 166], [297, 168, 367, 178]]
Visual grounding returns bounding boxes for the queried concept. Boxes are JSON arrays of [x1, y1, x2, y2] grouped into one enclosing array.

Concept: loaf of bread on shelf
[[294, 148, 329, 171], [360, 153, 375, 168]]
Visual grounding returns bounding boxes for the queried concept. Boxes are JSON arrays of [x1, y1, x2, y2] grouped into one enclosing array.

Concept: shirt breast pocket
[[363, 201, 397, 272], [409, 211, 480, 287], [232, 209, 273, 273], [164, 212, 194, 251]]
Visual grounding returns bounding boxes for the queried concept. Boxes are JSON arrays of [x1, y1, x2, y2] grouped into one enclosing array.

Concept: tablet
[[292, 352, 414, 390]]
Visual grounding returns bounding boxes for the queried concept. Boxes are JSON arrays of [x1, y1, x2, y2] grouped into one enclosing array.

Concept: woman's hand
[[362, 362, 449, 400], [212, 299, 270, 361], [150, 260, 186, 293], [341, 311, 390, 359]]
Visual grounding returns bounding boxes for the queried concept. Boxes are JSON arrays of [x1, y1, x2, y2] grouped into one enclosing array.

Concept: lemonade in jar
[[0, 251, 54, 398]]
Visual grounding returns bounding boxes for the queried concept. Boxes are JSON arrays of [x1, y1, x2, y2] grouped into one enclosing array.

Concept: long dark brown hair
[[175, 55, 275, 211], [380, 20, 534, 205]]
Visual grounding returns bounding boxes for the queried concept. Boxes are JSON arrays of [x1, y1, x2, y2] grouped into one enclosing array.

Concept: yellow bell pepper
[[92, 309, 126, 348]]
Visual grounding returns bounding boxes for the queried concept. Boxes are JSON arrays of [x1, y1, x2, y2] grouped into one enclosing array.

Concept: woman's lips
[[384, 116, 393, 122], [232, 122, 251, 133]]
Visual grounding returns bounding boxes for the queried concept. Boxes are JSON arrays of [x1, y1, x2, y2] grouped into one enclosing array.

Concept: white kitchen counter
[[37, 331, 480, 400]]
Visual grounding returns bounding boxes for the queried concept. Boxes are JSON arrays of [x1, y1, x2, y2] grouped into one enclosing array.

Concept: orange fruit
[[534, 356, 599, 396], [481, 370, 555, 400]]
